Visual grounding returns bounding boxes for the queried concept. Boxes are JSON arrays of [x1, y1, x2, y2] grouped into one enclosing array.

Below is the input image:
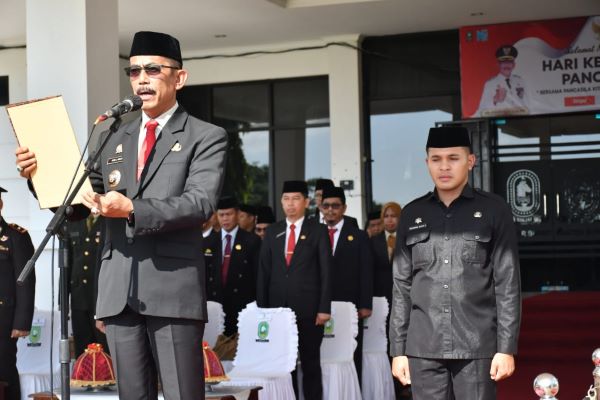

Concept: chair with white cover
[[204, 301, 225, 348], [219, 302, 298, 400], [16, 309, 61, 400], [361, 296, 394, 400], [319, 301, 362, 400]]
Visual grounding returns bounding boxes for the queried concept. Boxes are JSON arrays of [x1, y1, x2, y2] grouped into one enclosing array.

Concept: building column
[[23, 0, 119, 309], [327, 35, 365, 225]]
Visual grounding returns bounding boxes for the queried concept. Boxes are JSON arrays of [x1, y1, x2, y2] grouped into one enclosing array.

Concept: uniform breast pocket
[[406, 229, 431, 266], [461, 229, 492, 264]]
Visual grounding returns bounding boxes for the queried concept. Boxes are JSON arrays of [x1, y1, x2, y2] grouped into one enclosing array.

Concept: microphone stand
[[17, 117, 122, 400]]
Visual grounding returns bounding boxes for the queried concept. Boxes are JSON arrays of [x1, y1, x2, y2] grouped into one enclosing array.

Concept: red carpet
[[497, 292, 600, 399]]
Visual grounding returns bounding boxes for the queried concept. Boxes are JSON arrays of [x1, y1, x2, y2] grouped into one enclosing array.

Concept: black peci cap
[[217, 196, 238, 210], [130, 31, 183, 66], [315, 179, 334, 191], [256, 206, 275, 224], [426, 127, 471, 150], [321, 186, 346, 204], [282, 180, 308, 196], [239, 204, 257, 215], [367, 210, 381, 221]]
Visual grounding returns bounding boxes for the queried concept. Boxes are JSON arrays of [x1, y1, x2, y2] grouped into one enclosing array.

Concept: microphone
[[95, 95, 143, 124]]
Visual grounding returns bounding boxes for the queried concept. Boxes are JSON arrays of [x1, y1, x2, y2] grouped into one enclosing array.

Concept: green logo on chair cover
[[256, 321, 270, 342], [324, 318, 335, 338], [28, 325, 42, 347]]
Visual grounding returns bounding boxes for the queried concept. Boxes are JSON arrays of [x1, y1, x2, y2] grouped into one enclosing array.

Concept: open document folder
[[6, 95, 93, 209]]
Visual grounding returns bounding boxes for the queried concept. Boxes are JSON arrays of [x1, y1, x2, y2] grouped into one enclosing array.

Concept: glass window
[[496, 128, 541, 161], [305, 126, 331, 182], [274, 78, 329, 127], [371, 109, 451, 208], [221, 130, 270, 206], [550, 133, 600, 159], [213, 83, 270, 131]]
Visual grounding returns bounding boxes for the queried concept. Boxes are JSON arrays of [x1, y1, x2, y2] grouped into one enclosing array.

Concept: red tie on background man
[[222, 234, 232, 285], [137, 119, 158, 180], [328, 228, 337, 251], [286, 224, 296, 267]]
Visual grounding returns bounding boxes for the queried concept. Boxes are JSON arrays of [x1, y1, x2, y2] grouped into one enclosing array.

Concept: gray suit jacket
[[90, 106, 227, 321]]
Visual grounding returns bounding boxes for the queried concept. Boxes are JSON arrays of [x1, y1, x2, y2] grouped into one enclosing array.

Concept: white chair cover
[[204, 301, 225, 348], [16, 309, 61, 400], [220, 302, 298, 400], [320, 301, 361, 400], [361, 297, 394, 400]]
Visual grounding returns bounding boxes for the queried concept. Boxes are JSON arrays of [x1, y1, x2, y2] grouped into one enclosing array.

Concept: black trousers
[[408, 357, 495, 400], [72, 308, 109, 357], [354, 318, 364, 386], [292, 317, 324, 400], [104, 306, 205, 400], [0, 334, 20, 400]]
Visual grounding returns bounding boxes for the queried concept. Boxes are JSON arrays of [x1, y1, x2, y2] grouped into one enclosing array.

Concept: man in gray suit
[[16, 31, 227, 400]]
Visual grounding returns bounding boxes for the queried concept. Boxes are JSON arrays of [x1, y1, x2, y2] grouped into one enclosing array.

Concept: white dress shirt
[[328, 218, 344, 255], [221, 225, 239, 259], [138, 102, 179, 155]]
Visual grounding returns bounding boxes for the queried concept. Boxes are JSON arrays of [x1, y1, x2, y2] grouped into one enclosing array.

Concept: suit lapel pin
[[300, 235, 306, 240], [474, 211, 482, 218], [348, 235, 354, 241], [0, 235, 8, 242], [115, 144, 123, 153], [235, 244, 242, 250], [171, 143, 182, 152], [415, 218, 422, 224], [205, 248, 213, 255]]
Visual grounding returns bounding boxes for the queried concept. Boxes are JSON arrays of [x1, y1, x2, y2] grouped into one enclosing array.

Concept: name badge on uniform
[[107, 156, 124, 165], [0, 245, 8, 252]]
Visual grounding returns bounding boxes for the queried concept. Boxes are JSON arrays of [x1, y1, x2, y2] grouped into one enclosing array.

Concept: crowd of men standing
[[203, 178, 407, 399]]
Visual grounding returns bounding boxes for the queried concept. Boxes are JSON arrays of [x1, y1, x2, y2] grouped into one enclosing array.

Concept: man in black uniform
[[390, 126, 521, 400], [238, 204, 257, 233], [204, 197, 261, 337], [67, 215, 108, 357], [254, 206, 275, 240], [0, 187, 35, 400], [257, 180, 332, 400], [321, 186, 373, 384]]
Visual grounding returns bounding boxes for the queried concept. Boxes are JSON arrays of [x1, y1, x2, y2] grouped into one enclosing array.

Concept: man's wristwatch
[[127, 210, 135, 226]]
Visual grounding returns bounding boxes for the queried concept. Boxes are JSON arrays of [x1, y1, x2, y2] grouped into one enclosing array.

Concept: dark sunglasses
[[321, 203, 343, 210], [124, 63, 180, 78]]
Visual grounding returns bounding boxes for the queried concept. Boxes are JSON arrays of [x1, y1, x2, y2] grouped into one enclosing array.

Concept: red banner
[[460, 16, 600, 118]]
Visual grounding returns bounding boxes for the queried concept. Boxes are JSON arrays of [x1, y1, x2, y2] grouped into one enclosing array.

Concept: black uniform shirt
[[389, 185, 521, 359], [0, 218, 35, 331]]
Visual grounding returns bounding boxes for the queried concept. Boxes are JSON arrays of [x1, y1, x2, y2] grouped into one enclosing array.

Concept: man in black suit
[[0, 187, 35, 400], [16, 31, 227, 400], [321, 186, 373, 385], [67, 216, 108, 357], [310, 178, 359, 229], [254, 205, 275, 240], [371, 202, 402, 305], [257, 180, 332, 400], [204, 197, 261, 337]]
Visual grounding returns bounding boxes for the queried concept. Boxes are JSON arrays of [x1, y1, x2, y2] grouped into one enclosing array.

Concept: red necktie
[[286, 224, 296, 267], [222, 234, 232, 285], [137, 119, 158, 180], [328, 228, 337, 251]]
